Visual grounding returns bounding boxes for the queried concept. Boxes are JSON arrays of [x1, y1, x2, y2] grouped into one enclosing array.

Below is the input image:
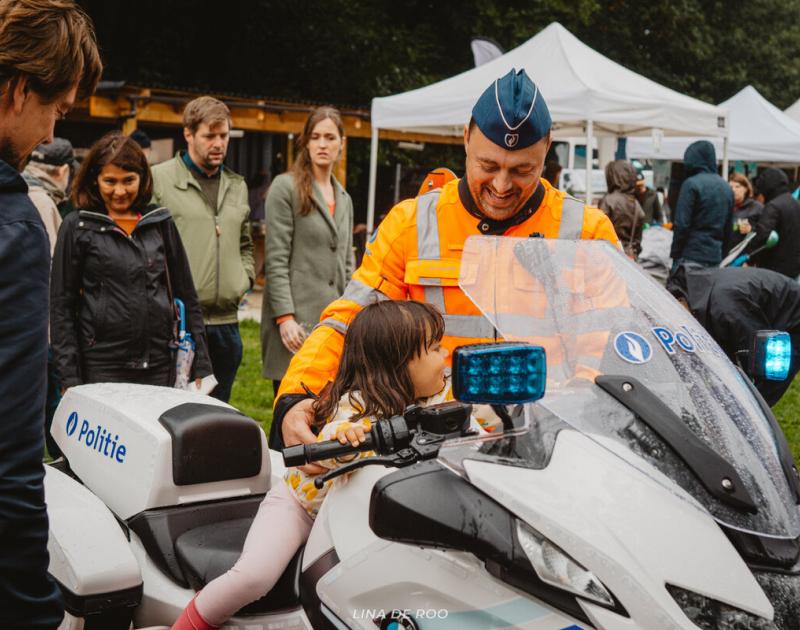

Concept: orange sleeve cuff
[[275, 314, 295, 325]]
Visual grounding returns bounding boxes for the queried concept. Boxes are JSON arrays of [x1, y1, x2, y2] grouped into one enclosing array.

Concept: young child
[[172, 300, 475, 629]]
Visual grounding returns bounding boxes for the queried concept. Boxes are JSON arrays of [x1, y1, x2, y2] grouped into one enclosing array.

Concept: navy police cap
[[471, 68, 551, 150]]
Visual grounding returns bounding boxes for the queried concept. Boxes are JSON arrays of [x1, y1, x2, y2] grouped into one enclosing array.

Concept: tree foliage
[[80, 0, 800, 108], [78, 1, 800, 215]]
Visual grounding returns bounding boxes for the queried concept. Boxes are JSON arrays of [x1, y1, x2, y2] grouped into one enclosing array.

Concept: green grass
[[773, 375, 800, 463], [230, 319, 274, 437]]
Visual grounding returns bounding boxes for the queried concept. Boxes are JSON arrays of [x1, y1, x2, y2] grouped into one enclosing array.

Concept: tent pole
[[585, 119, 593, 204], [367, 126, 379, 235], [722, 135, 729, 179]]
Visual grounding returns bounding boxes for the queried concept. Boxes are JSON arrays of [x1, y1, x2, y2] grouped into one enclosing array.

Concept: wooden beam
[[77, 94, 463, 146], [379, 128, 462, 145], [334, 139, 347, 185], [286, 132, 295, 168]]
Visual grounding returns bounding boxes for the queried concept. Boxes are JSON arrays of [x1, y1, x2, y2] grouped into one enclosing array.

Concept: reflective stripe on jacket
[[276, 177, 619, 401]]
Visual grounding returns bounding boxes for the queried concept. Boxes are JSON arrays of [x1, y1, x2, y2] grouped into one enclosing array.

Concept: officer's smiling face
[[464, 123, 550, 221]]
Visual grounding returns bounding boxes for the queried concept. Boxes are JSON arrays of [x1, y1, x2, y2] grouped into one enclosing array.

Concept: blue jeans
[[206, 323, 243, 403]]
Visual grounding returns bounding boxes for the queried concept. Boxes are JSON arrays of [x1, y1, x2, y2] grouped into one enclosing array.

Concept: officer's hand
[[283, 398, 326, 474], [279, 319, 307, 354]]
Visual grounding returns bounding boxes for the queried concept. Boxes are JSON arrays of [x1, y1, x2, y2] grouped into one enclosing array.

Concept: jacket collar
[[181, 150, 223, 179], [0, 159, 28, 193], [78, 204, 171, 229], [457, 176, 545, 235], [173, 151, 235, 206], [310, 175, 345, 233]]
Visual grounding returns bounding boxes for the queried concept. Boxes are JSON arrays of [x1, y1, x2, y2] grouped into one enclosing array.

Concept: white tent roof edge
[[628, 85, 800, 163], [367, 22, 729, 231]]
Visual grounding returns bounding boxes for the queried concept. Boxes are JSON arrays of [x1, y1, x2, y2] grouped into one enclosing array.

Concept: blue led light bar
[[752, 330, 792, 381], [765, 332, 791, 381], [452, 342, 546, 404]]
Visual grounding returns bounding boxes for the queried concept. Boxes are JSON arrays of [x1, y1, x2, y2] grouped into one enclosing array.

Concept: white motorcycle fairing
[[463, 429, 773, 628], [315, 465, 586, 629]]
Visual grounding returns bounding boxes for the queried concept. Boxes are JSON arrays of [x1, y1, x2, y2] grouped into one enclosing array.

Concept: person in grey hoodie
[[599, 160, 645, 259], [669, 140, 733, 282]]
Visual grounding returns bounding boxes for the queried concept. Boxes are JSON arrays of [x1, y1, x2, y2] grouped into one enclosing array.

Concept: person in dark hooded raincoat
[[599, 160, 645, 258], [747, 167, 800, 279], [677, 266, 800, 406], [669, 140, 733, 276]]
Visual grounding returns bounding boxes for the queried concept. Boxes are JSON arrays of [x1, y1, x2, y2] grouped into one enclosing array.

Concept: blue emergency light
[[452, 342, 546, 404], [751, 331, 792, 381]]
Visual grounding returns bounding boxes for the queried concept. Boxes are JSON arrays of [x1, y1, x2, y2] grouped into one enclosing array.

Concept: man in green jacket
[[152, 96, 255, 402]]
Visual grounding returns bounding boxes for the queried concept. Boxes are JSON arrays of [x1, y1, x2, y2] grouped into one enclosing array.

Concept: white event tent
[[785, 97, 800, 123], [628, 86, 800, 163], [367, 22, 728, 231]]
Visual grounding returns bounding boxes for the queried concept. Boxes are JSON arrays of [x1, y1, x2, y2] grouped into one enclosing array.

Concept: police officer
[[272, 69, 619, 454]]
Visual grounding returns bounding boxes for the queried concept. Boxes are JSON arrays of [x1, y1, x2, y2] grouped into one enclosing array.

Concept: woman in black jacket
[[51, 131, 211, 388]]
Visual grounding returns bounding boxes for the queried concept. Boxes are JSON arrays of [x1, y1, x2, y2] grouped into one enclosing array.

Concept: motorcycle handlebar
[[282, 415, 410, 467], [282, 433, 376, 467]]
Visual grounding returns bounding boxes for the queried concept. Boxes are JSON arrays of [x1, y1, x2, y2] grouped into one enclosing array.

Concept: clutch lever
[[313, 451, 416, 489], [313, 431, 447, 489]]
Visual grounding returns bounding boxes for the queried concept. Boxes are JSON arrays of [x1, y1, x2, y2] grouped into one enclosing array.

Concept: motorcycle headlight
[[516, 520, 614, 607], [667, 585, 777, 629]]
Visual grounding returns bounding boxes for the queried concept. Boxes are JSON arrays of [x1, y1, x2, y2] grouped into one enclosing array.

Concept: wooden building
[[59, 83, 460, 187]]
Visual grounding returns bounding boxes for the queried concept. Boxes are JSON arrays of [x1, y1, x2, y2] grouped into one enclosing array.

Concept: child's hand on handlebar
[[334, 420, 372, 447]]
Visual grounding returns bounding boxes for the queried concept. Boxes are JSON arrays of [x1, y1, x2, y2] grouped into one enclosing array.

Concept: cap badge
[[504, 133, 519, 148]]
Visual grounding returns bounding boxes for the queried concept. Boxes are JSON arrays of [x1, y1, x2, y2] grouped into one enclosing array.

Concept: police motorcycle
[[46, 236, 800, 629]]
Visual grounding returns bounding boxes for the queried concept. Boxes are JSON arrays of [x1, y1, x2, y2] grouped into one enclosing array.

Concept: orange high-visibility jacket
[[276, 177, 619, 405]]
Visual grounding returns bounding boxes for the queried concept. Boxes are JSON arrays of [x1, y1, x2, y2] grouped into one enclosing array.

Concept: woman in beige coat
[[261, 107, 354, 397]]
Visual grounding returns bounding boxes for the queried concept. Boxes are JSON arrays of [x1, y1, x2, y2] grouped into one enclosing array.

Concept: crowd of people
[[597, 139, 800, 403], [3, 2, 800, 629], [598, 138, 800, 283], [23, 96, 356, 422]]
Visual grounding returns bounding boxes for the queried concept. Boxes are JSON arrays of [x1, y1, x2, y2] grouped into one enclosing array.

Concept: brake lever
[[313, 450, 418, 489], [312, 430, 451, 489]]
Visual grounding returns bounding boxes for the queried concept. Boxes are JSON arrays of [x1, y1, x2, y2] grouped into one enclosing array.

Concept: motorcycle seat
[[174, 518, 302, 614]]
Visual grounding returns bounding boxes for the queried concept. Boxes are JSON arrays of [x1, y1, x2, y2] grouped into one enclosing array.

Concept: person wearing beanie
[[747, 167, 800, 279], [269, 68, 620, 455]]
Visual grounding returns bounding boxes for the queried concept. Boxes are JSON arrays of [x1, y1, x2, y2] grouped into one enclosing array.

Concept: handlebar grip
[[282, 444, 308, 467], [282, 432, 376, 467]]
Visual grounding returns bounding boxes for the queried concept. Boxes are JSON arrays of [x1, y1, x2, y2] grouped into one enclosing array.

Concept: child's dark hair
[[312, 300, 445, 428]]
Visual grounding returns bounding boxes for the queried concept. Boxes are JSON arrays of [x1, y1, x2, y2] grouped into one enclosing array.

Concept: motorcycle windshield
[[444, 236, 800, 538]]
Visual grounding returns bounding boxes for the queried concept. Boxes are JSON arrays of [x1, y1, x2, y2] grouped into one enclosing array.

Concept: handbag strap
[[160, 223, 180, 340]]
